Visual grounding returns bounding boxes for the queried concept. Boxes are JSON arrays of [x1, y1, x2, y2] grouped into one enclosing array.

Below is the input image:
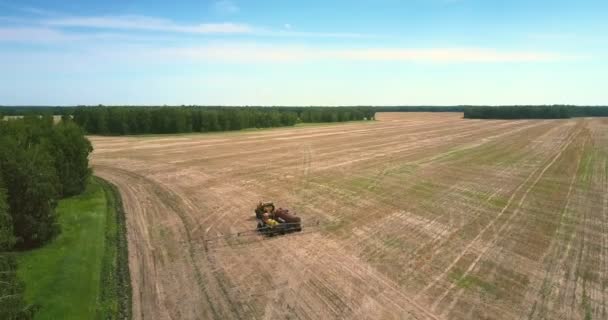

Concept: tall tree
[[50, 121, 93, 197], [0, 138, 59, 249], [0, 174, 15, 251], [0, 255, 34, 319]]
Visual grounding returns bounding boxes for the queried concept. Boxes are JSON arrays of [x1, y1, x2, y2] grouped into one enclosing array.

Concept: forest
[[0, 106, 376, 135], [0, 107, 72, 116], [377, 106, 465, 112], [70, 106, 375, 135], [0, 116, 92, 319], [464, 105, 608, 119]]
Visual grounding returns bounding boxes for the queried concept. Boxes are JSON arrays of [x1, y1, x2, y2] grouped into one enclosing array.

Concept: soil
[[90, 113, 608, 319]]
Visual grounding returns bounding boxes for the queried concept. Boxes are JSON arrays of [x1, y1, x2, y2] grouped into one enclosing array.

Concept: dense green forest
[[3, 105, 462, 115], [377, 106, 466, 112], [69, 106, 375, 135], [570, 106, 608, 117], [464, 105, 571, 119], [464, 106, 608, 119], [4, 105, 608, 124], [0, 116, 92, 319], [1, 106, 376, 133]]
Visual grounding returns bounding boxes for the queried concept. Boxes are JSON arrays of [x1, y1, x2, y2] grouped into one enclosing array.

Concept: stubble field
[[90, 112, 608, 319]]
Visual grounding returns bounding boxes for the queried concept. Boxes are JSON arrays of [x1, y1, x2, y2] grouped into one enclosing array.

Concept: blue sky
[[0, 0, 606, 105]]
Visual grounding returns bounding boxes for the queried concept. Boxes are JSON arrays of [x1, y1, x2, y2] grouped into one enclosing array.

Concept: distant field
[[91, 113, 608, 319], [2, 115, 63, 123]]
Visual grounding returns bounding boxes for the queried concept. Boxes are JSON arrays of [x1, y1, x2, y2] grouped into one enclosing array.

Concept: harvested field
[[90, 113, 608, 320]]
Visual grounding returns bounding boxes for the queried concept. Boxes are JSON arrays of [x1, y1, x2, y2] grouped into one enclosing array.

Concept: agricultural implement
[[203, 202, 310, 248], [255, 202, 302, 237]]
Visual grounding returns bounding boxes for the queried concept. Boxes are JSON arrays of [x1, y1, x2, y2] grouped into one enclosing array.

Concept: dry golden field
[[91, 113, 608, 319]]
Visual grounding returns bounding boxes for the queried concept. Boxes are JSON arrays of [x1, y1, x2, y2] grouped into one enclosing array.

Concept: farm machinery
[[255, 202, 302, 236], [204, 202, 306, 248]]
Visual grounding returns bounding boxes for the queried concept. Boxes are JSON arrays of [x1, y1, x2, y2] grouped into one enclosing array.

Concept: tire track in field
[[199, 186, 440, 319], [192, 131, 444, 319], [442, 127, 588, 318], [90, 114, 604, 319], [392, 123, 557, 284], [329, 121, 554, 284], [523, 138, 587, 319], [89, 112, 470, 318], [138, 139, 440, 318], [602, 158, 608, 318], [95, 166, 172, 320], [95, 166, 243, 320], [417, 121, 581, 305]]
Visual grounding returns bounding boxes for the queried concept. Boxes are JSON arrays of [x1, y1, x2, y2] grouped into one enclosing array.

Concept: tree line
[[463, 106, 608, 119], [0, 106, 73, 117], [4, 105, 608, 120], [376, 106, 466, 112], [0, 116, 92, 319], [70, 106, 375, 135]]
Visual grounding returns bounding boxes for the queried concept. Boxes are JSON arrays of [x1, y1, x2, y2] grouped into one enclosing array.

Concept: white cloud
[[214, 0, 239, 14], [0, 27, 74, 42], [0, 20, 579, 64], [528, 32, 576, 40], [41, 15, 373, 38], [4, 42, 568, 66], [0, 26, 186, 43], [19, 6, 59, 16], [262, 29, 374, 38], [140, 44, 574, 63], [334, 48, 568, 62], [1, 11, 376, 39], [44, 15, 254, 34], [0, 2, 58, 16]]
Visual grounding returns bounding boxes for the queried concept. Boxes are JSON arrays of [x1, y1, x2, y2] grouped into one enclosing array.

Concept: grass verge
[[97, 177, 132, 320], [16, 177, 131, 319]]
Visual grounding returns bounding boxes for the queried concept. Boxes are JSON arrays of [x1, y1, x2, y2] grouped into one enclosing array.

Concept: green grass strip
[[97, 177, 132, 320], [17, 177, 131, 320]]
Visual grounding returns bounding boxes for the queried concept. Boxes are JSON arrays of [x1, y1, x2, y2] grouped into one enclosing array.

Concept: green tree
[[0, 255, 34, 320], [50, 121, 93, 197], [0, 138, 59, 249], [0, 174, 15, 251]]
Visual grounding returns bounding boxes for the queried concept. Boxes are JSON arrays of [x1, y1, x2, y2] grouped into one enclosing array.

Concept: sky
[[0, 0, 606, 105]]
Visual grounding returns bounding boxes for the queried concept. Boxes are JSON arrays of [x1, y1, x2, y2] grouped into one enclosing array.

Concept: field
[[90, 112, 608, 319], [2, 115, 63, 123]]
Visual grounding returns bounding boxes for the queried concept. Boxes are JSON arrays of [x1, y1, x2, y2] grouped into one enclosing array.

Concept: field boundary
[[96, 177, 133, 320]]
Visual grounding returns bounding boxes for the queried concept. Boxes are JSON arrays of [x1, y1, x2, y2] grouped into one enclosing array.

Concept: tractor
[[255, 202, 302, 236]]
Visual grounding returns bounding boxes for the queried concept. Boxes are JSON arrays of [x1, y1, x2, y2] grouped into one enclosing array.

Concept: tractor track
[[417, 122, 582, 302], [440, 123, 586, 315], [90, 113, 607, 319]]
